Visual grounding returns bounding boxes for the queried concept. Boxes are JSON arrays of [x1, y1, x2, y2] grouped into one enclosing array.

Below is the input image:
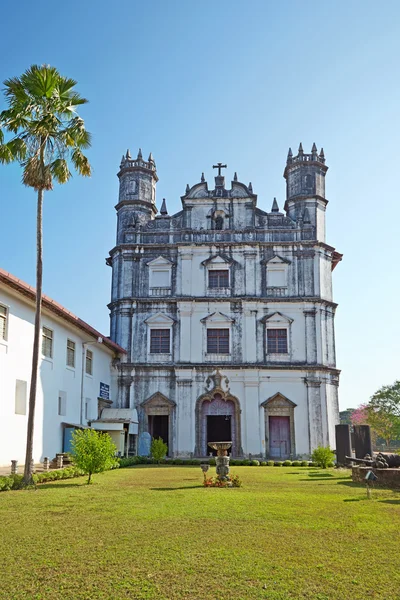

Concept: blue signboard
[[99, 382, 110, 400]]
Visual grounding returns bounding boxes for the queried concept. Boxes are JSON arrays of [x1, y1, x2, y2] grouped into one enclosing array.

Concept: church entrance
[[148, 415, 169, 447], [269, 416, 291, 458], [207, 415, 232, 456]]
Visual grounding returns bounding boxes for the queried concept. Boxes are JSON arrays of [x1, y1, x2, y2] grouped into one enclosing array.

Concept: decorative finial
[[186, 183, 190, 193], [303, 207, 311, 224], [126, 149, 131, 159], [271, 197, 279, 212], [248, 182, 253, 193], [319, 148, 325, 163], [234, 172, 238, 181], [311, 143, 318, 160], [160, 198, 168, 215], [137, 148, 143, 159], [287, 148, 293, 164], [121, 154, 125, 165], [298, 142, 304, 156], [148, 152, 154, 162], [201, 172, 205, 183]]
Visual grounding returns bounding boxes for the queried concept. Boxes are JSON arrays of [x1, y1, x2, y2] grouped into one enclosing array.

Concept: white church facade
[[108, 145, 342, 458]]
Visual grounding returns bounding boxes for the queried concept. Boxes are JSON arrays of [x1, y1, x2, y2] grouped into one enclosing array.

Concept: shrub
[[301, 461, 309, 467], [151, 437, 168, 463], [251, 460, 260, 466], [260, 461, 267, 466], [71, 429, 118, 484], [172, 459, 183, 465], [283, 460, 292, 466], [311, 446, 336, 469], [292, 460, 301, 467], [267, 460, 275, 466], [209, 458, 216, 466], [274, 461, 283, 467], [242, 460, 250, 466]]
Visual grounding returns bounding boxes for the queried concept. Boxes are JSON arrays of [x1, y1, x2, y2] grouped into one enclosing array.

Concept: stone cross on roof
[[212, 163, 227, 176]]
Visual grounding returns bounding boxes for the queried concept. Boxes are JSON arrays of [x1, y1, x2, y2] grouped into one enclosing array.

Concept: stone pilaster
[[244, 251, 256, 296], [244, 372, 261, 456], [304, 308, 317, 364], [176, 376, 193, 457], [243, 304, 257, 362], [305, 377, 323, 452], [178, 302, 193, 363]]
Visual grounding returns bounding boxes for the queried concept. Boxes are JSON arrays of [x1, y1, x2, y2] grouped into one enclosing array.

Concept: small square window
[[150, 329, 170, 353], [267, 329, 288, 354], [208, 270, 229, 289], [0, 304, 8, 341], [42, 327, 53, 358], [86, 349, 93, 375], [207, 329, 229, 354], [66, 339, 76, 368]]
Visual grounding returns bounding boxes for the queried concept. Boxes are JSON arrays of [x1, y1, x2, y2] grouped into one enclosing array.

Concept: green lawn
[[0, 466, 399, 600]]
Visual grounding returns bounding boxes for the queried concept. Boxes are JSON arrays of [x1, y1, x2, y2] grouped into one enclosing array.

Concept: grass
[[0, 466, 399, 599]]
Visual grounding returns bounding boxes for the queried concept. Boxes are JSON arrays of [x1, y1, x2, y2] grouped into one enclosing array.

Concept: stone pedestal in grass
[[208, 442, 232, 481]]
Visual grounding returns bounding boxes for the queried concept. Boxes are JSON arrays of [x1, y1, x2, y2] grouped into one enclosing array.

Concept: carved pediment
[[261, 392, 297, 409], [186, 182, 209, 199], [144, 312, 175, 325], [201, 253, 233, 266], [261, 311, 293, 325], [146, 256, 173, 267], [200, 311, 235, 324], [261, 254, 291, 266]]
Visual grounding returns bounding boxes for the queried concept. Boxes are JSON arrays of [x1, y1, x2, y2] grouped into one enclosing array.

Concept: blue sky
[[1, 0, 399, 410]]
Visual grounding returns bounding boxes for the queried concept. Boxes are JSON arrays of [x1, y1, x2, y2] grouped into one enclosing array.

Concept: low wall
[[352, 466, 400, 489]]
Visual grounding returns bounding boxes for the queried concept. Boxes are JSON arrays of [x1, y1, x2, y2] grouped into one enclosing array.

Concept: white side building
[[0, 268, 133, 467]]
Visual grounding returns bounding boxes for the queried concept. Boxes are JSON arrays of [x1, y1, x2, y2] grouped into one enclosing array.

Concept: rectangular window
[[58, 391, 67, 416], [150, 329, 170, 353], [66, 339, 76, 367], [208, 270, 229, 288], [0, 304, 8, 341], [207, 328, 229, 354], [267, 329, 288, 354], [15, 380, 27, 415], [86, 349, 93, 375], [42, 326, 53, 358]]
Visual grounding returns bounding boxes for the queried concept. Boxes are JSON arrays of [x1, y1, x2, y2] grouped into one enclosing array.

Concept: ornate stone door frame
[[195, 371, 242, 457], [141, 392, 176, 456], [261, 393, 297, 458]]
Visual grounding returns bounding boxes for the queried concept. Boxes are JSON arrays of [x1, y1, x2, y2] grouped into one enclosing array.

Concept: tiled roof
[[0, 268, 126, 355]]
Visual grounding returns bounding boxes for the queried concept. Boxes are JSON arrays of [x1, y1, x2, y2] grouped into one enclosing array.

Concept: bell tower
[[283, 143, 328, 242], [115, 148, 158, 244]]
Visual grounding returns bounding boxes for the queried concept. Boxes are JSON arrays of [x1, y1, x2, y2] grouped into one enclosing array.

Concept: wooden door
[[269, 416, 291, 458]]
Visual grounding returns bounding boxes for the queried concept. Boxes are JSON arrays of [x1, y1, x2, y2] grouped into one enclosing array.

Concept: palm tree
[[0, 65, 91, 484]]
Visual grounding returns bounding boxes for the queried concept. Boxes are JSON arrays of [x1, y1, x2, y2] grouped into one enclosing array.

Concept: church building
[[108, 144, 342, 458]]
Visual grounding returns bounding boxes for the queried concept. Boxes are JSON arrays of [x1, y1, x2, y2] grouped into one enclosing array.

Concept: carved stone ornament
[[205, 368, 230, 393]]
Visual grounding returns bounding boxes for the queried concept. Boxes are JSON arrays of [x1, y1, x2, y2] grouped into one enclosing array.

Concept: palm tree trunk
[[23, 188, 43, 485]]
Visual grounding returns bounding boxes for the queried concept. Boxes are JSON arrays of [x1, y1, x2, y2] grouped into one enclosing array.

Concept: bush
[[283, 460, 292, 466], [242, 460, 251, 466], [209, 458, 216, 466], [267, 460, 275, 466], [260, 461, 267, 466], [311, 446, 336, 469], [251, 460, 260, 466], [151, 437, 168, 463], [274, 461, 283, 467], [301, 461, 309, 467], [71, 429, 118, 484], [292, 460, 301, 467]]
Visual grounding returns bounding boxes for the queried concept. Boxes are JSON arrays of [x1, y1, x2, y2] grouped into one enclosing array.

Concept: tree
[[71, 429, 117, 484], [151, 437, 168, 463], [350, 404, 369, 426], [0, 65, 91, 485]]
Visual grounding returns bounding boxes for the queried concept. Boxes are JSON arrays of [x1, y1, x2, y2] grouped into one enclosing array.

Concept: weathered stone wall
[[352, 467, 400, 489]]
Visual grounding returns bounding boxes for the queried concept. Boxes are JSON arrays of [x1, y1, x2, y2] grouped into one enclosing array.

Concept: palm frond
[[50, 158, 71, 184], [71, 148, 91, 177], [22, 155, 53, 190]]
